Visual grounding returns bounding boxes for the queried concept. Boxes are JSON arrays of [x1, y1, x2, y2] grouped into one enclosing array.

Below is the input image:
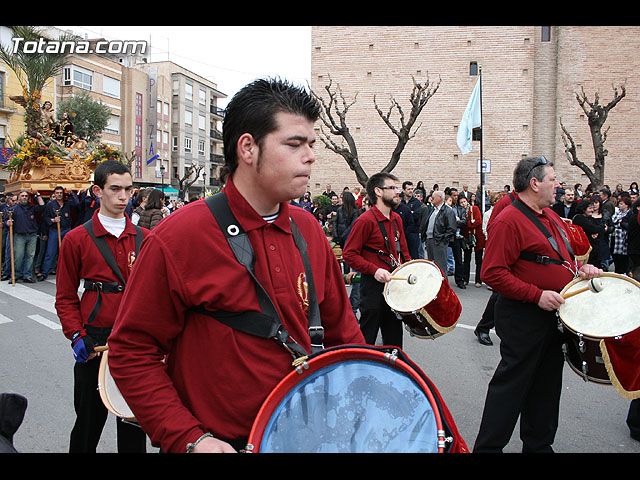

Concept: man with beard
[[343, 172, 411, 348]]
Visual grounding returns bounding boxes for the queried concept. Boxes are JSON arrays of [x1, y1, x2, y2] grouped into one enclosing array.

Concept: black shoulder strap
[[83, 219, 126, 285], [198, 193, 323, 359], [511, 200, 575, 265], [82, 219, 143, 324], [362, 215, 404, 268]]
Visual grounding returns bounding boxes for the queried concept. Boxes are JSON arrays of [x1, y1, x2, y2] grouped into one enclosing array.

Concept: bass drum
[[245, 345, 469, 453], [383, 260, 461, 339], [557, 273, 640, 384]]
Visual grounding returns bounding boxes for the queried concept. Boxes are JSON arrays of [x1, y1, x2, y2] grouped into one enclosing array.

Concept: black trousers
[[473, 295, 564, 453], [358, 274, 403, 349], [69, 329, 147, 453], [628, 398, 640, 441], [451, 239, 464, 285], [475, 290, 498, 334]]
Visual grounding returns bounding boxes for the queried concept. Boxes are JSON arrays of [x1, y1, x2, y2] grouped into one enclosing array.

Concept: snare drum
[[557, 273, 640, 384], [383, 260, 461, 339], [97, 346, 137, 423], [245, 345, 468, 453]]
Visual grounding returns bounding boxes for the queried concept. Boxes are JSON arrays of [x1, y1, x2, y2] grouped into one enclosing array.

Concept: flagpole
[[479, 67, 484, 214]]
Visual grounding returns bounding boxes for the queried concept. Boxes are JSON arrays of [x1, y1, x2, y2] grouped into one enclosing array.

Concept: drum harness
[[511, 200, 589, 360], [191, 193, 324, 366], [81, 219, 143, 325], [511, 200, 579, 278], [362, 217, 405, 270]]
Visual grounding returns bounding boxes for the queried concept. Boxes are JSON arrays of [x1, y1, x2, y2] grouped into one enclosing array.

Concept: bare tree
[[178, 163, 204, 200], [312, 75, 440, 187], [560, 84, 626, 190]]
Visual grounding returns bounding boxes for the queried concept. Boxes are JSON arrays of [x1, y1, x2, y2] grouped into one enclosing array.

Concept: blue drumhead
[[259, 359, 439, 453]]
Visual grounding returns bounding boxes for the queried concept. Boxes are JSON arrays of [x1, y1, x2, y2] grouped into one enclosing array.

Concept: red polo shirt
[[55, 211, 147, 339], [481, 200, 579, 304], [342, 205, 411, 275], [107, 178, 364, 453]]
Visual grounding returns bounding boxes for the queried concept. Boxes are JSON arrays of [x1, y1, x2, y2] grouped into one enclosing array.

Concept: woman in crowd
[[610, 195, 632, 274], [460, 196, 485, 287], [572, 198, 608, 269], [137, 188, 166, 231]]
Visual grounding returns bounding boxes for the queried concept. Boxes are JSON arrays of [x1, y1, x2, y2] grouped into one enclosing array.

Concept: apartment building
[[1, 26, 226, 198], [310, 26, 640, 195], [136, 61, 226, 199]]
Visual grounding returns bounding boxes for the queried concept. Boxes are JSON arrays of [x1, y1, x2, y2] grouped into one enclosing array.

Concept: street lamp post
[[160, 164, 165, 194], [202, 172, 206, 197]]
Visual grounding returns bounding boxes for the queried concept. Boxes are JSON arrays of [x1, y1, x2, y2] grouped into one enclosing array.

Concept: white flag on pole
[[456, 79, 481, 155]]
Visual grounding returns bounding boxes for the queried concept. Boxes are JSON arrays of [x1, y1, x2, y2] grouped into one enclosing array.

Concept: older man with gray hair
[[423, 190, 456, 275], [474, 156, 601, 453]]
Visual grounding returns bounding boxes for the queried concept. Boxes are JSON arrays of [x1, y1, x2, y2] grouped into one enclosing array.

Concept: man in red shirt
[[473, 156, 601, 453], [342, 172, 411, 349], [55, 160, 148, 453], [107, 79, 364, 453]]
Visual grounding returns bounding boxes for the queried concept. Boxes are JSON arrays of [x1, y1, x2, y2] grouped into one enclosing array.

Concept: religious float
[[2, 102, 121, 196]]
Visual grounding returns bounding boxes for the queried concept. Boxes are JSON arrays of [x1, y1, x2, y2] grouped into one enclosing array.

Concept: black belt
[[518, 252, 564, 265], [83, 280, 125, 324]]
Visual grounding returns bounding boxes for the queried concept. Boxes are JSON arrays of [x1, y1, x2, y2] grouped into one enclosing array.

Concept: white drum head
[[558, 273, 640, 338], [384, 260, 443, 313], [98, 348, 136, 421]]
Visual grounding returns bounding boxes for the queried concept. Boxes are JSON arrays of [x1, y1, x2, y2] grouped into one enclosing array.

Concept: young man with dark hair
[[107, 78, 364, 453], [55, 159, 148, 453], [343, 172, 411, 349]]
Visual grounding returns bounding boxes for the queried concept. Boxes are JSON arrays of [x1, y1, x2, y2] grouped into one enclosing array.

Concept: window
[[185, 110, 192, 126], [198, 139, 205, 155], [199, 114, 206, 130], [542, 26, 551, 42], [185, 83, 193, 101], [185, 137, 192, 153], [135, 93, 143, 116], [469, 62, 478, 76], [199, 89, 206, 105], [172, 136, 178, 151], [64, 65, 93, 90], [105, 115, 120, 135], [103, 76, 120, 98]]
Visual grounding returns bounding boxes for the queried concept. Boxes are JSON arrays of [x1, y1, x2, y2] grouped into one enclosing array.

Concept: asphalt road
[[0, 269, 638, 454]]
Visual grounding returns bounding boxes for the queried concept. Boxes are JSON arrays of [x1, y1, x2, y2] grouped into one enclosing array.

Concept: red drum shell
[[246, 346, 457, 453]]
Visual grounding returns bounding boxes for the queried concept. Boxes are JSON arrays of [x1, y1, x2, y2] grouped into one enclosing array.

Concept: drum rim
[[383, 259, 443, 313], [558, 272, 640, 339], [97, 347, 137, 421], [246, 346, 445, 453]]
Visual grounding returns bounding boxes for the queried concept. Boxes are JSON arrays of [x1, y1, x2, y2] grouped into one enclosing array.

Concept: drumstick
[[562, 278, 604, 299], [94, 345, 108, 352], [389, 274, 417, 284]]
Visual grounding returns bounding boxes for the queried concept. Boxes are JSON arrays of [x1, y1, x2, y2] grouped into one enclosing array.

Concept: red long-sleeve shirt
[[55, 211, 147, 340], [107, 178, 364, 452], [342, 206, 411, 275], [480, 201, 579, 304]]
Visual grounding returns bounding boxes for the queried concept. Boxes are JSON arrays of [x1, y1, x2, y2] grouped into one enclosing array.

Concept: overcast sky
[[56, 25, 312, 107]]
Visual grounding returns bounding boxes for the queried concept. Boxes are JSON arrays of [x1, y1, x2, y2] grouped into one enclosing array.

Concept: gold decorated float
[[2, 105, 120, 195]]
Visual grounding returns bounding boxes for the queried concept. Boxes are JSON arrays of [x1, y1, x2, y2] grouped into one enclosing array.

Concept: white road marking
[[28, 314, 61, 330]]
